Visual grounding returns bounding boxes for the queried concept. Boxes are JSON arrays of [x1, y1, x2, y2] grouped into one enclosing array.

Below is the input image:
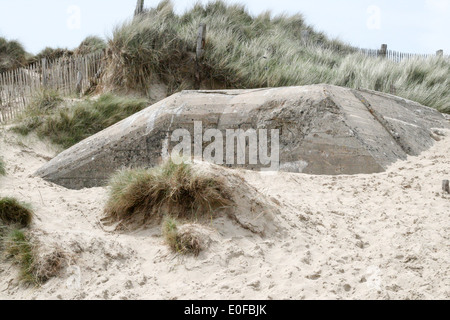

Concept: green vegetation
[[13, 93, 148, 148], [0, 198, 35, 284], [75, 36, 107, 56], [0, 197, 33, 228], [0, 198, 64, 285], [105, 0, 449, 113], [2, 229, 37, 284], [12, 89, 63, 136], [0, 37, 27, 73], [27, 89, 63, 113], [0, 157, 5, 176], [104, 159, 232, 224]]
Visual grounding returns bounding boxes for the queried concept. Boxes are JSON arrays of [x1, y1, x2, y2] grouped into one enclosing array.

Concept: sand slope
[[0, 126, 449, 300]]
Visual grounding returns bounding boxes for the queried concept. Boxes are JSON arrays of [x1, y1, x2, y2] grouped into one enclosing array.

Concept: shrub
[[0, 197, 33, 228], [104, 159, 232, 225]]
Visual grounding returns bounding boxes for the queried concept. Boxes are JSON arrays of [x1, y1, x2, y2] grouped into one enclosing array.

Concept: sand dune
[[0, 126, 449, 300]]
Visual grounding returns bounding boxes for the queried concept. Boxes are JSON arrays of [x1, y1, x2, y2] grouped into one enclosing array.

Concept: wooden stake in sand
[[134, 0, 144, 17], [195, 23, 206, 90], [443, 180, 450, 194]]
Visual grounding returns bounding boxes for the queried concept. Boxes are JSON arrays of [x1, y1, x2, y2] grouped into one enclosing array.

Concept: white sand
[[0, 126, 449, 300]]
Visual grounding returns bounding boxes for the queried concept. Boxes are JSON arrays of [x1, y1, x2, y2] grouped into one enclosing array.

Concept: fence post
[[436, 50, 443, 57], [301, 30, 310, 44], [76, 71, 83, 96], [443, 180, 450, 194], [134, 0, 144, 17], [390, 84, 396, 95], [195, 23, 206, 90], [42, 58, 47, 88], [379, 44, 387, 58]]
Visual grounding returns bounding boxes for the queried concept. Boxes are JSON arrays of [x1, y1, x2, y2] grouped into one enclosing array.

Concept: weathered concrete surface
[[35, 85, 449, 189]]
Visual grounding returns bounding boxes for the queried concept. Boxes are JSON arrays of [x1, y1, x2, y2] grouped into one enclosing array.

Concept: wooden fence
[[357, 44, 448, 62], [0, 31, 448, 123], [0, 51, 105, 123]]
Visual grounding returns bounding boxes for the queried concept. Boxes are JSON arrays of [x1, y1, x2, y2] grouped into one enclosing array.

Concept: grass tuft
[[162, 218, 204, 256], [0, 203, 65, 285], [0, 197, 33, 228], [104, 159, 232, 225], [3, 229, 37, 284]]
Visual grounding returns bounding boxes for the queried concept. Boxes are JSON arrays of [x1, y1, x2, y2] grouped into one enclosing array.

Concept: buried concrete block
[[35, 85, 449, 189]]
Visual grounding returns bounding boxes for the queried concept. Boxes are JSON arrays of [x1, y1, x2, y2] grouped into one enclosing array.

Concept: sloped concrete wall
[[35, 85, 449, 189]]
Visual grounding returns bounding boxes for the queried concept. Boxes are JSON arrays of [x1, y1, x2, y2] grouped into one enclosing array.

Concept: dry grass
[[31, 248, 66, 284], [0, 197, 34, 228], [162, 218, 204, 256], [104, 159, 232, 225]]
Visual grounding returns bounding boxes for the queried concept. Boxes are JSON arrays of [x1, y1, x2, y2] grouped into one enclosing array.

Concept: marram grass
[[104, 159, 232, 224], [105, 0, 449, 113]]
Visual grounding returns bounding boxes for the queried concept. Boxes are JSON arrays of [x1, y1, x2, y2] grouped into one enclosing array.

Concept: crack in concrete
[[323, 89, 385, 170], [351, 90, 413, 156]]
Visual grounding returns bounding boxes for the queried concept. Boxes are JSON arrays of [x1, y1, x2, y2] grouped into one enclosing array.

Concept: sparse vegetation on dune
[[0, 199, 36, 284], [1, 229, 64, 285], [104, 0, 450, 113], [162, 218, 204, 256], [0, 198, 64, 285], [0, 37, 27, 73], [27, 89, 63, 113], [12, 89, 63, 136], [13, 93, 148, 148], [104, 159, 232, 225], [2, 229, 37, 284]]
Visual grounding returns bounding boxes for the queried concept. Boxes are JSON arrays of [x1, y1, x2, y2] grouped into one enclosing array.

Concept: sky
[[0, 0, 449, 55]]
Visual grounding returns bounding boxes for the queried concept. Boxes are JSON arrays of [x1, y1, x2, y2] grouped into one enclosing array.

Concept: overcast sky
[[0, 0, 448, 55]]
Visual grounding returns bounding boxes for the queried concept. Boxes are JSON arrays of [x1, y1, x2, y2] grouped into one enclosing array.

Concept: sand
[[0, 125, 449, 300]]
